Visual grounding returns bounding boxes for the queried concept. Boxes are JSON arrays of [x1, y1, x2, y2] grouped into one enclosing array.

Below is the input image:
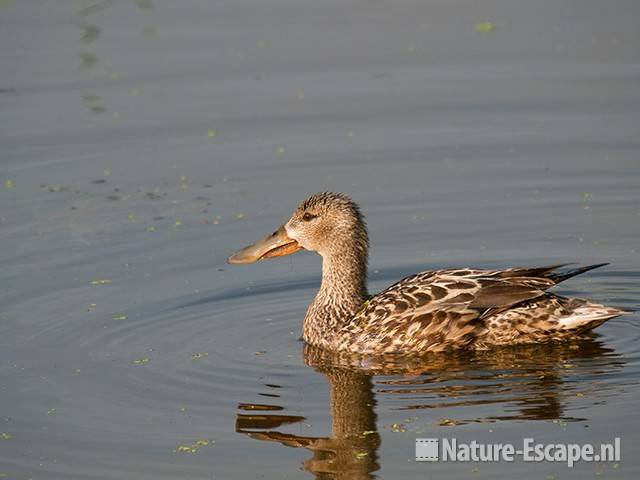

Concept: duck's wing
[[348, 267, 561, 352], [359, 267, 557, 318]]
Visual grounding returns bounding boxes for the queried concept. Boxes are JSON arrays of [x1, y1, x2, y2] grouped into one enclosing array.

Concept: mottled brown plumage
[[228, 192, 625, 354]]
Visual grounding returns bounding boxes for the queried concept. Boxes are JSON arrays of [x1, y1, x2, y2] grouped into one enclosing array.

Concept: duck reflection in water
[[236, 338, 623, 479]]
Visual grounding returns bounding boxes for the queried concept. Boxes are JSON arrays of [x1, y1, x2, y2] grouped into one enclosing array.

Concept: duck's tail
[[557, 297, 627, 333], [544, 263, 628, 332]]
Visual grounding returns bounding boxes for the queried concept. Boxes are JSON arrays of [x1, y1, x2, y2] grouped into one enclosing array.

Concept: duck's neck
[[303, 239, 368, 345]]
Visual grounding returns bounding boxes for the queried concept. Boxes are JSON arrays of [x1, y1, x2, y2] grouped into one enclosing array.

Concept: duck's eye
[[302, 212, 317, 222]]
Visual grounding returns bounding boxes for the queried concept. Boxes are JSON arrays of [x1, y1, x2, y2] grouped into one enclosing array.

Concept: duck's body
[[316, 265, 621, 354], [229, 193, 624, 354]]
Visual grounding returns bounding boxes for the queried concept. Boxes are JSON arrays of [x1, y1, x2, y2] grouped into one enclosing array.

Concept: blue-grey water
[[1, 1, 639, 478]]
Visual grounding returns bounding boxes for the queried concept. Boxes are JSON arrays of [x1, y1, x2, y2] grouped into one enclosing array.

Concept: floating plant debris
[[475, 22, 496, 33], [174, 439, 212, 454], [389, 423, 406, 432]]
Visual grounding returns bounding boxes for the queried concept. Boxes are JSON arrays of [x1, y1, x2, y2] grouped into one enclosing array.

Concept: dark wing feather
[[494, 264, 570, 280], [468, 277, 555, 310]]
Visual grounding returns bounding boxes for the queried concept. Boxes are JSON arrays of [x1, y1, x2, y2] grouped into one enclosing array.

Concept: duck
[[228, 192, 625, 354]]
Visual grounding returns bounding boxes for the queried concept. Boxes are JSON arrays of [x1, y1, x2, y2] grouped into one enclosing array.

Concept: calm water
[[1, 1, 639, 478]]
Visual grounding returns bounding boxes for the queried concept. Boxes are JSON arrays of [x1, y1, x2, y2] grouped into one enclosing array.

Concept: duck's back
[[335, 265, 624, 354]]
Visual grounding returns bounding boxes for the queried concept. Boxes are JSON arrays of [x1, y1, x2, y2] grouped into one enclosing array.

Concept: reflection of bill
[[236, 367, 381, 479], [415, 438, 439, 462]]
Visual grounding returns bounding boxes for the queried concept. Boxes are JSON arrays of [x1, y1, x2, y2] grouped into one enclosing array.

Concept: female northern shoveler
[[228, 192, 624, 354]]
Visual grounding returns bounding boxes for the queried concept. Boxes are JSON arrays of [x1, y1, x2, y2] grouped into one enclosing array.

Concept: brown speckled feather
[[333, 266, 623, 354]]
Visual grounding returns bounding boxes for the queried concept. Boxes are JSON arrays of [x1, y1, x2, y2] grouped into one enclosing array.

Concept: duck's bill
[[227, 225, 302, 264]]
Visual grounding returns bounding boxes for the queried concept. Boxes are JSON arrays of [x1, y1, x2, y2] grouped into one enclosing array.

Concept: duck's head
[[227, 192, 368, 264]]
